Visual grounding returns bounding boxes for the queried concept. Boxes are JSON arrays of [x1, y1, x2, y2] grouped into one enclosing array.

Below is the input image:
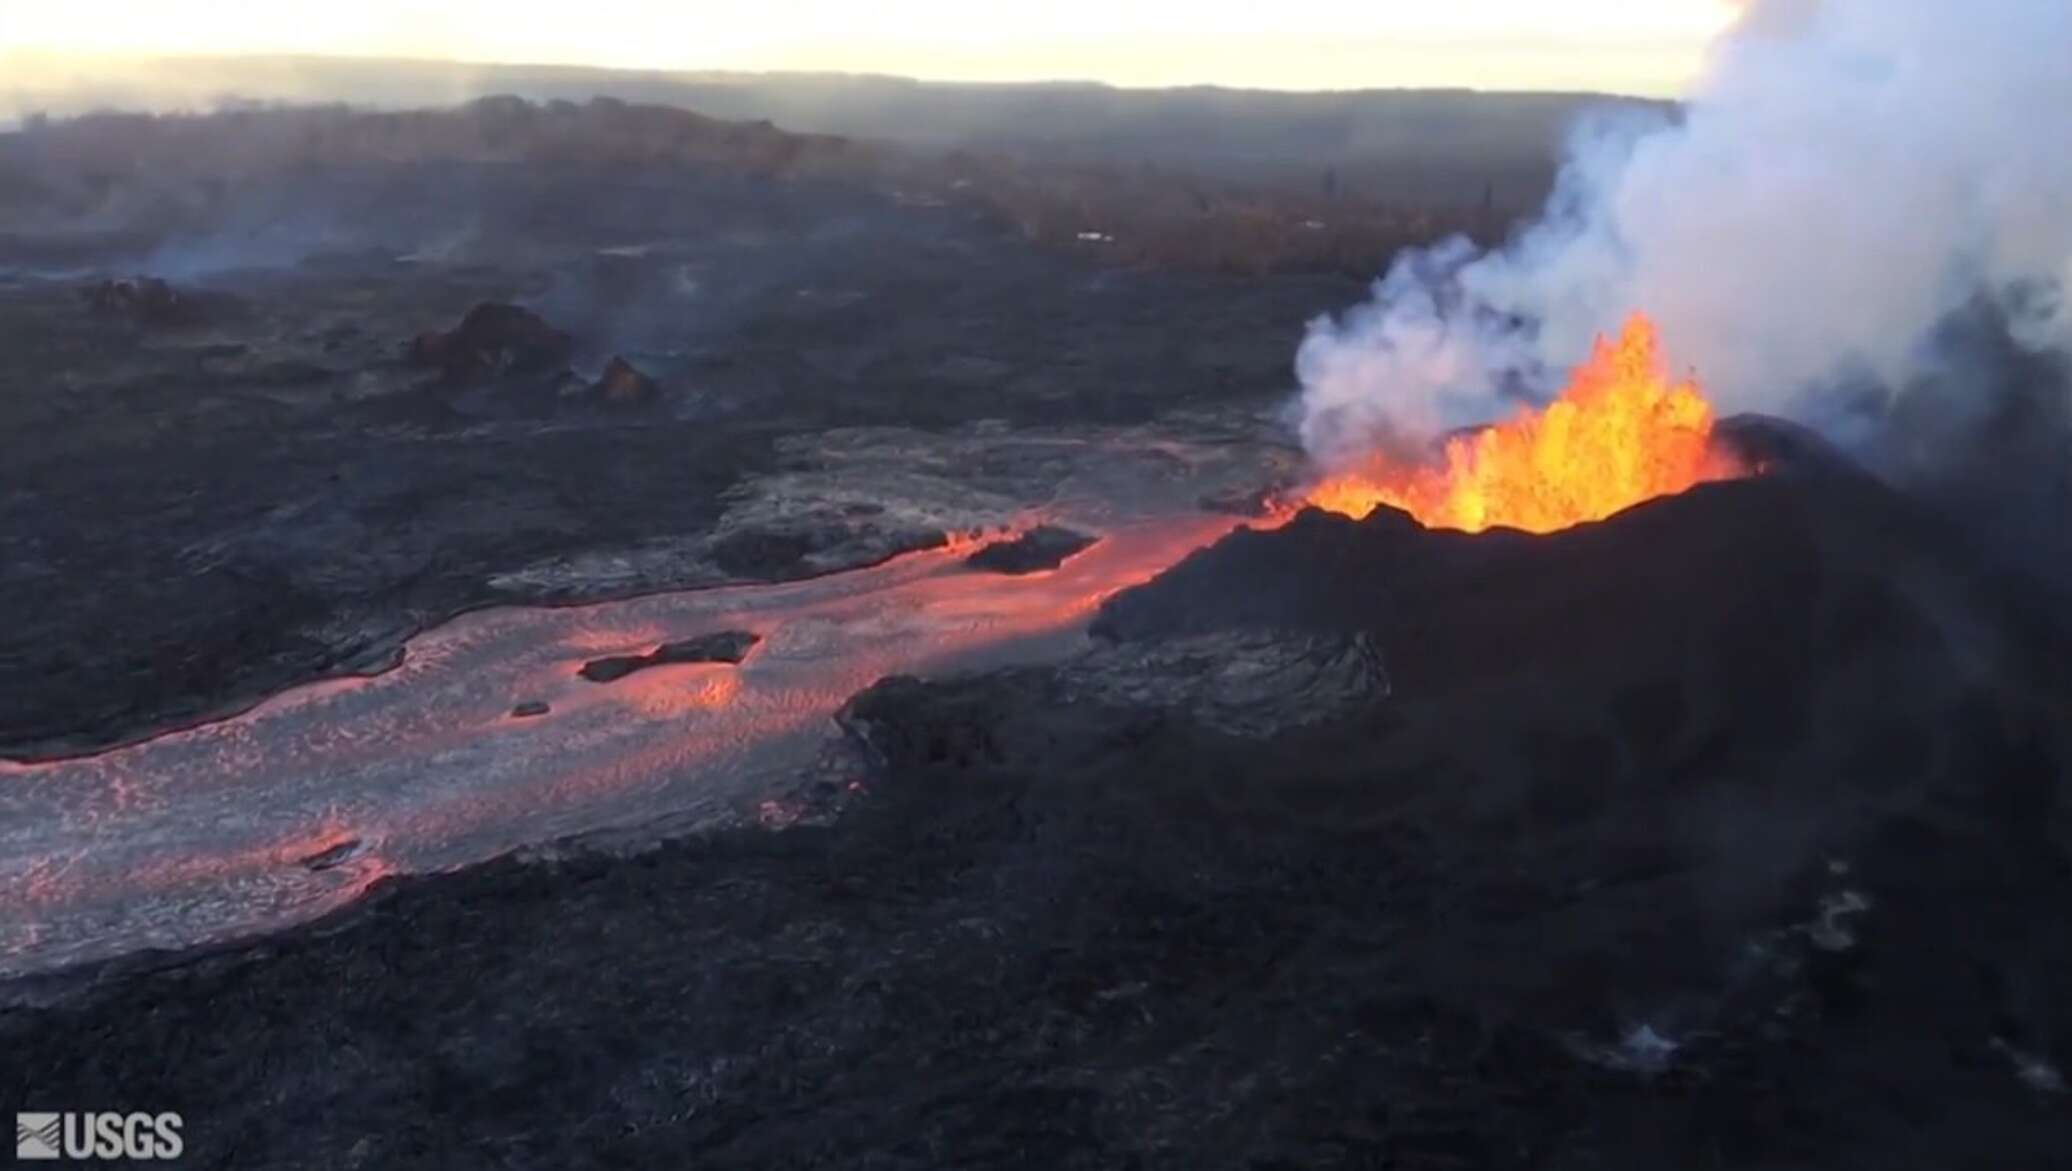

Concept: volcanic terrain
[[1, 96, 2068, 1171], [7, 430, 2068, 1169]]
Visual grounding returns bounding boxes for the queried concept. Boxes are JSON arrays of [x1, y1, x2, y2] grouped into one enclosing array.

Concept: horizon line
[[1, 47, 1682, 103]]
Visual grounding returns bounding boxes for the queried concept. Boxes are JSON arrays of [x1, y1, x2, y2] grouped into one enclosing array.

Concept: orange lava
[[1307, 313, 1743, 533]]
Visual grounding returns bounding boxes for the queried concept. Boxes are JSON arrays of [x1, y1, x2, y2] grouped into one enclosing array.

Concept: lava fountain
[[1307, 313, 1744, 533]]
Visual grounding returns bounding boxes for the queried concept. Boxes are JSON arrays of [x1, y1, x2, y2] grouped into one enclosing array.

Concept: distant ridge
[[3, 52, 1660, 202]]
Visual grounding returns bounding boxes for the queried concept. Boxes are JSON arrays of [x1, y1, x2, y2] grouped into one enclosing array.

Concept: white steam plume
[[1297, 0, 2072, 469]]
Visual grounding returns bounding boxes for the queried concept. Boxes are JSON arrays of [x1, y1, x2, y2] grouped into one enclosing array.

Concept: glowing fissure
[[1307, 313, 1743, 533]]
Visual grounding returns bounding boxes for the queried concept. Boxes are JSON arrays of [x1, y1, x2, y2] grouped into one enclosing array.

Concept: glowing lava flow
[[1307, 313, 1743, 533], [0, 512, 1244, 979]]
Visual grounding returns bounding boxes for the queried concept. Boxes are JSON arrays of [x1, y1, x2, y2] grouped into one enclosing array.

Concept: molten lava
[[1308, 313, 1742, 533]]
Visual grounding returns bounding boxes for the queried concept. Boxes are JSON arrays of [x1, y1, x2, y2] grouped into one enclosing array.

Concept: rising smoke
[[1296, 0, 2072, 469]]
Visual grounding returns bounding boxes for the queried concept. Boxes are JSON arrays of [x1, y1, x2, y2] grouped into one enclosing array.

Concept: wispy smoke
[[1297, 0, 2072, 466]]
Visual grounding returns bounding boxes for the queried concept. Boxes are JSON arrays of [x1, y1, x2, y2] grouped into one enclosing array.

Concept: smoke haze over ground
[[1297, 0, 2072, 471]]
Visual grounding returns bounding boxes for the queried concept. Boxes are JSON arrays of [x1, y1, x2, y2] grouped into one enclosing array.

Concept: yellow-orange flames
[[1307, 312, 1742, 533]]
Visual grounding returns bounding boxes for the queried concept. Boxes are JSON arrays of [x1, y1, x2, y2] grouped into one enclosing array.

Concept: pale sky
[[1, 1, 1743, 96]]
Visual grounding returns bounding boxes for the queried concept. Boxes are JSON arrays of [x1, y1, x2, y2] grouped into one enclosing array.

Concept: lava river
[[0, 514, 1242, 979]]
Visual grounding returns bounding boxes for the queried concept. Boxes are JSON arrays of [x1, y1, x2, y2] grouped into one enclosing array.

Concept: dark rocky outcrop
[[1716, 412, 1868, 482], [408, 302, 573, 386], [296, 838, 363, 872], [1054, 628, 1385, 737], [706, 529, 820, 579], [840, 628, 1386, 769], [578, 631, 760, 682], [81, 276, 231, 328], [964, 525, 1097, 574], [588, 355, 659, 405], [1197, 483, 1287, 517], [707, 523, 949, 580]]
